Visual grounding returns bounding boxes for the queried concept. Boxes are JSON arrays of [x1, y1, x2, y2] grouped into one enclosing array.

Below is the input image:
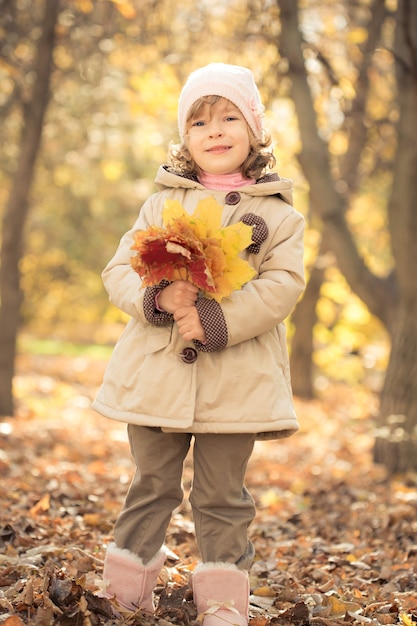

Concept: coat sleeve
[[204, 208, 305, 349], [195, 210, 305, 352]]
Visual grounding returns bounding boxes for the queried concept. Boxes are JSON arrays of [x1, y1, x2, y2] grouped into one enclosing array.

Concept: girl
[[93, 63, 305, 626]]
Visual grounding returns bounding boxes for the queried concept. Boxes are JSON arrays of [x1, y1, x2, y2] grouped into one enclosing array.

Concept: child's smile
[[207, 145, 232, 154]]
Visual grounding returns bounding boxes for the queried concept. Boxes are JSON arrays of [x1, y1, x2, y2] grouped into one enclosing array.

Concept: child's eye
[[191, 120, 205, 127]]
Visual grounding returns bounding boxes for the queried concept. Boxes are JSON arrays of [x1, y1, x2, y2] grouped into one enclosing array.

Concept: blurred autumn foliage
[[0, 0, 391, 358], [1, 2, 417, 462]]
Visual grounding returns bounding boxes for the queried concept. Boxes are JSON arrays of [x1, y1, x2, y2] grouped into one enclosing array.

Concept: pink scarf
[[199, 171, 255, 190]]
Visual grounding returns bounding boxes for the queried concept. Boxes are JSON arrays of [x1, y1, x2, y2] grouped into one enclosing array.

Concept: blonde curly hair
[[167, 96, 276, 180]]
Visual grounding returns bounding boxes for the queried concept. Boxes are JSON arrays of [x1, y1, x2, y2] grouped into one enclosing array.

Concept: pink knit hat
[[178, 63, 265, 142]]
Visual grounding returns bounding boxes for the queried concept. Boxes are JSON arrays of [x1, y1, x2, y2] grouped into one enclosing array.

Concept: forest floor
[[0, 351, 416, 625]]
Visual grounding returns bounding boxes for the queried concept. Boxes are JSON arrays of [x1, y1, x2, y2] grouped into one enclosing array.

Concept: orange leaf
[[253, 586, 276, 597], [249, 617, 270, 626], [30, 493, 50, 517]]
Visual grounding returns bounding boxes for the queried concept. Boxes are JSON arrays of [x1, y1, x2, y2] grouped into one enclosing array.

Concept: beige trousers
[[114, 425, 256, 569]]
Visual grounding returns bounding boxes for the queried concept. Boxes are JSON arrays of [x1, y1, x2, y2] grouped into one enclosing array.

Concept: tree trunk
[[374, 304, 417, 473], [0, 0, 59, 417], [373, 0, 417, 472], [290, 248, 326, 399]]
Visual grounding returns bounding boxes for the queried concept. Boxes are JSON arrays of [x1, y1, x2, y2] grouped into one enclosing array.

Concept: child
[[93, 63, 305, 625]]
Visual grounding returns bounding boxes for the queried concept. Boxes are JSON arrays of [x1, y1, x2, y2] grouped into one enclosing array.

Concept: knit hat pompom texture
[[178, 63, 265, 142]]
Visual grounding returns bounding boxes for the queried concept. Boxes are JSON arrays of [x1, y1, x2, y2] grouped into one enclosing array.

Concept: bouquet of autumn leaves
[[130, 197, 256, 302]]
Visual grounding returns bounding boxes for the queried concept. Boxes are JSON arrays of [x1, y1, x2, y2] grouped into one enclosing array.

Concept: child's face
[[186, 97, 251, 176]]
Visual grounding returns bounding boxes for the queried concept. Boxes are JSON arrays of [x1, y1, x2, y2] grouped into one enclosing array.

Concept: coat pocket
[[145, 323, 173, 355]]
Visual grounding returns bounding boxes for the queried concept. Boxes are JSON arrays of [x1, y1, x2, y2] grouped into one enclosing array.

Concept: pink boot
[[192, 562, 249, 626], [101, 543, 166, 612]]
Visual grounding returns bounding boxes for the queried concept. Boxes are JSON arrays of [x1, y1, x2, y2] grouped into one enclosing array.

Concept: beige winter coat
[[93, 166, 305, 439]]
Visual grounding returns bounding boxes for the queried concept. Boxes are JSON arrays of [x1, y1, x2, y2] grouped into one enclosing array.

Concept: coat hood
[[154, 166, 294, 206]]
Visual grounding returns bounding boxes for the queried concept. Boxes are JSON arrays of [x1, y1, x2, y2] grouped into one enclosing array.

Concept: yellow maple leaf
[[162, 199, 186, 224]]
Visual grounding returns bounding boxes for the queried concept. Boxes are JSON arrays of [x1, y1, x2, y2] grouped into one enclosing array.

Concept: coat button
[[225, 191, 241, 205], [180, 347, 198, 364]]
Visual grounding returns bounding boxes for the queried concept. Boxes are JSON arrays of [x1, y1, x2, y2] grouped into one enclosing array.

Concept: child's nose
[[208, 120, 223, 136]]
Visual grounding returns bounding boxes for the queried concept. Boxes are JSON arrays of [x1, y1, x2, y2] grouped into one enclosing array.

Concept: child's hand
[[174, 306, 207, 343], [157, 280, 198, 314]]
